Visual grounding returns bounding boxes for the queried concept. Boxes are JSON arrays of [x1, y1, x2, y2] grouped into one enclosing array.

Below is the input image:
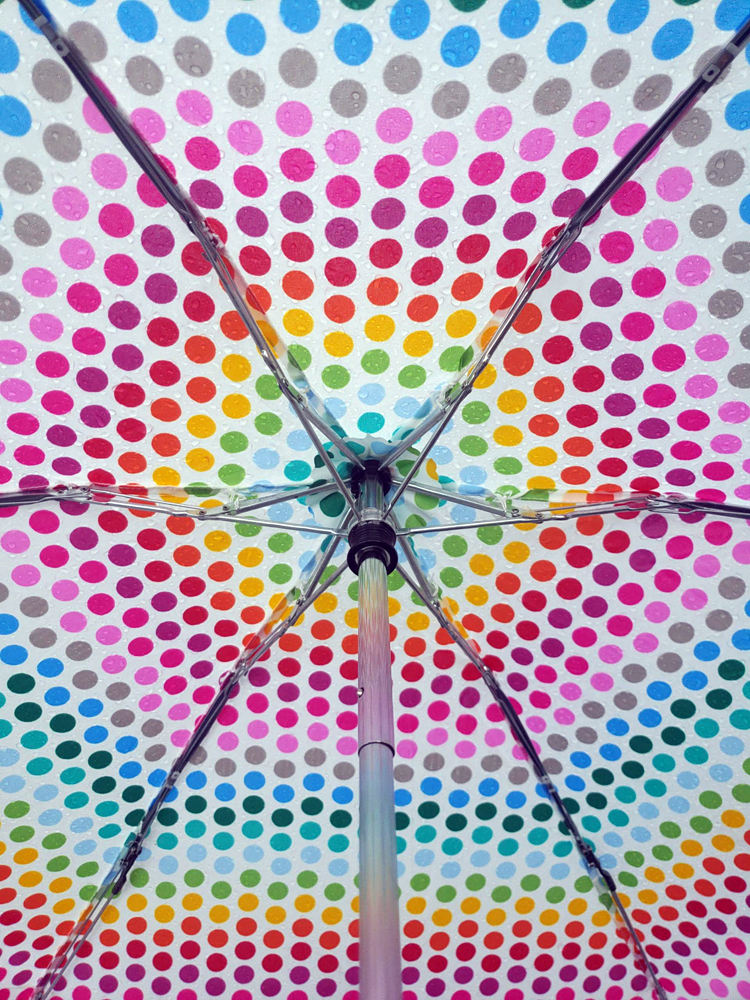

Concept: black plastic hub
[[350, 458, 392, 501], [347, 520, 398, 575]]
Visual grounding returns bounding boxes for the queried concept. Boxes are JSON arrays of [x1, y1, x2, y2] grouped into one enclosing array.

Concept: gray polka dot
[[614, 691, 637, 711], [729, 363, 750, 388], [480, 754, 502, 772], [393, 764, 413, 783], [533, 78, 571, 116], [423, 752, 444, 771], [451, 766, 472, 784], [668, 621, 694, 643], [690, 203, 726, 239], [719, 576, 745, 600], [706, 149, 744, 187], [19, 596, 48, 617], [106, 682, 130, 700], [591, 49, 630, 89], [582, 701, 604, 720], [174, 36, 212, 77], [274, 759, 294, 778], [29, 627, 55, 648], [723, 241, 750, 274], [487, 53, 526, 93], [330, 79, 367, 117], [279, 48, 317, 89], [148, 744, 168, 762], [542, 758, 562, 776], [32, 60, 72, 103], [547, 733, 568, 752], [0, 247, 11, 276], [4, 157, 43, 194], [706, 609, 732, 631], [622, 662, 646, 683], [228, 68, 265, 109], [126, 55, 164, 94], [657, 652, 682, 673], [383, 54, 421, 95], [13, 213, 51, 248], [43, 124, 81, 163], [432, 80, 469, 119], [67, 640, 91, 661], [0, 293, 20, 323], [741, 325, 750, 350], [68, 21, 107, 62], [0, 583, 8, 603], [508, 766, 529, 785], [709, 289, 743, 319], [334, 761, 355, 780], [305, 748, 326, 767], [673, 108, 711, 147], [142, 718, 164, 737], [111, 709, 135, 728], [217, 757, 237, 776], [633, 74, 672, 111], [694, 46, 732, 86], [576, 727, 597, 744], [73, 670, 97, 689], [246, 745, 266, 764]]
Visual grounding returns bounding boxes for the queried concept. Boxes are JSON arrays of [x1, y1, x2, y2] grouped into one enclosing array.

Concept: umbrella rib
[[28, 522, 351, 1000], [394, 540, 667, 1000], [15, 0, 364, 486], [381, 15, 750, 489]]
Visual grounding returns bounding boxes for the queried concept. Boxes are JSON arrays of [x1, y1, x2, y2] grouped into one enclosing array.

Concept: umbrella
[[1, 0, 749, 998]]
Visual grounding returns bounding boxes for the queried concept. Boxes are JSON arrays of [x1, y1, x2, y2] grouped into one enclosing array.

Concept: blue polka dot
[[37, 657, 63, 677], [694, 640, 720, 661], [0, 32, 19, 74], [226, 12, 266, 55], [334, 23, 373, 66], [186, 771, 206, 789], [547, 21, 586, 64], [441, 25, 480, 67], [45, 687, 70, 706], [304, 773, 324, 791], [449, 789, 470, 808], [0, 96, 31, 137], [716, 0, 750, 31], [332, 786, 353, 804], [421, 776, 442, 795], [244, 771, 265, 790], [652, 18, 693, 60], [390, 0, 430, 40], [273, 784, 294, 802], [116, 735, 138, 753], [479, 777, 499, 796], [570, 751, 591, 768], [726, 90, 750, 130], [499, 0, 539, 38], [65, 0, 96, 6], [0, 614, 18, 635], [394, 788, 411, 806], [20, 0, 53, 31], [169, 0, 208, 19], [733, 628, 750, 650], [0, 645, 26, 666], [740, 193, 750, 224], [280, 0, 320, 33], [506, 790, 526, 808], [214, 783, 235, 801], [647, 681, 671, 701], [638, 709, 662, 728], [607, 0, 649, 34], [120, 760, 142, 778], [78, 698, 103, 717], [683, 670, 707, 690], [600, 743, 622, 761], [565, 775, 585, 791], [85, 726, 108, 744], [117, 1, 158, 42], [607, 718, 629, 736], [358, 383, 386, 406], [254, 447, 279, 469]]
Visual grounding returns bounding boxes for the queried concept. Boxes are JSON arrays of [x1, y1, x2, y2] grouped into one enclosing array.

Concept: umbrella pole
[[348, 461, 401, 999]]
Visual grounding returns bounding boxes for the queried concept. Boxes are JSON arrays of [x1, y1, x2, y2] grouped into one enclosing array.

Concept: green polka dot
[[268, 881, 288, 900], [340, 0, 376, 8], [653, 844, 673, 861], [462, 401, 490, 424], [56, 741, 81, 760], [436, 884, 457, 902], [699, 790, 722, 809], [322, 364, 350, 389], [7, 674, 34, 694], [440, 567, 463, 588], [361, 350, 389, 374], [732, 784, 750, 803], [520, 874, 540, 891], [492, 885, 511, 903], [719, 659, 745, 681], [459, 435, 488, 456], [16, 702, 42, 722], [268, 533, 293, 553], [439, 346, 466, 371], [255, 374, 282, 400], [288, 345, 311, 370], [218, 464, 245, 486], [255, 412, 282, 436], [297, 870, 317, 888], [10, 826, 34, 843], [546, 886, 565, 903], [235, 521, 262, 537], [443, 535, 468, 557], [411, 873, 430, 891], [399, 365, 426, 388], [494, 456, 522, 475], [240, 869, 261, 888], [320, 492, 345, 518], [220, 431, 248, 453], [269, 563, 293, 585], [706, 689, 732, 710], [670, 699, 695, 719]]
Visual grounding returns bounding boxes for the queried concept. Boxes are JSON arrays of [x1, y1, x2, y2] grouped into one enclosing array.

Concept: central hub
[[347, 460, 398, 575]]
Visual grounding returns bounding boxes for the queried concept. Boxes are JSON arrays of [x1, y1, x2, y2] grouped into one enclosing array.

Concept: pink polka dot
[[176, 89, 213, 126], [131, 107, 165, 143], [217, 732, 239, 751], [227, 120, 263, 156], [422, 131, 458, 167], [656, 166, 693, 202], [732, 540, 750, 564], [52, 580, 79, 600], [325, 129, 360, 165], [139, 694, 161, 712], [12, 564, 40, 587], [475, 106, 512, 142], [1, 529, 30, 553], [1, 378, 32, 402], [644, 601, 669, 623], [60, 238, 95, 270], [0, 340, 27, 365], [591, 672, 613, 692], [171, 730, 190, 748], [53, 186, 89, 222], [573, 101, 611, 137], [663, 301, 697, 331], [694, 554, 720, 577], [82, 95, 112, 134], [307, 723, 328, 742], [22, 267, 57, 298], [633, 632, 658, 653], [247, 720, 268, 739], [337, 737, 357, 755], [396, 740, 417, 758], [711, 433, 741, 453], [91, 154, 127, 189], [455, 741, 476, 759], [560, 682, 581, 701], [553, 707, 575, 725], [614, 123, 649, 157], [718, 401, 749, 424], [563, 146, 598, 180], [685, 374, 717, 399], [376, 107, 412, 143], [598, 645, 622, 664], [519, 127, 554, 161], [374, 154, 410, 188], [60, 611, 86, 632], [276, 101, 312, 137], [695, 334, 729, 361], [643, 219, 678, 251], [676, 255, 710, 286], [29, 314, 63, 342], [682, 588, 708, 610]]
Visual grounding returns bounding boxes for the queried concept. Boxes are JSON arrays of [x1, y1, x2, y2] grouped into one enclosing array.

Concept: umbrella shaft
[[358, 554, 401, 999]]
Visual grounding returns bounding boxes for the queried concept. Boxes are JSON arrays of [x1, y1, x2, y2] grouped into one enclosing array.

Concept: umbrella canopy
[[1, 1, 750, 999]]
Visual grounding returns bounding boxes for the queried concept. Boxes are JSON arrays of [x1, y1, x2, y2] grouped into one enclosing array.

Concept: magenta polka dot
[[279, 148, 316, 182], [599, 231, 633, 264], [695, 334, 729, 361], [325, 129, 360, 165], [176, 89, 213, 125], [99, 203, 134, 238], [419, 176, 454, 209], [675, 254, 710, 286], [562, 147, 598, 180], [104, 254, 139, 286], [325, 175, 360, 209], [91, 153, 127, 189], [72, 327, 105, 355], [228, 120, 263, 155], [422, 131, 458, 166], [610, 181, 645, 216], [376, 107, 412, 144], [510, 171, 545, 203], [652, 344, 685, 372], [656, 166, 692, 202], [519, 127, 554, 161], [36, 351, 69, 378], [29, 314, 63, 343], [631, 267, 665, 298], [468, 152, 504, 186], [475, 106, 512, 142], [573, 101, 611, 137], [53, 186, 89, 221], [131, 107, 165, 143], [276, 101, 312, 137], [60, 238, 95, 270], [22, 268, 57, 298], [67, 283, 101, 314], [374, 154, 410, 188], [663, 301, 697, 331], [234, 165, 268, 197], [185, 136, 221, 169]]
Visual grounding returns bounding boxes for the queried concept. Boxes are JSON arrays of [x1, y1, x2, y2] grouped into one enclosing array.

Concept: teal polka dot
[[357, 412, 385, 434], [0, 32, 19, 74], [390, 0, 430, 39], [117, 1, 158, 42], [226, 13, 266, 55], [652, 19, 693, 60], [0, 96, 30, 137], [547, 22, 587, 63], [334, 23, 373, 64], [726, 90, 750, 131], [284, 460, 312, 481], [280, 0, 320, 33], [441, 26, 480, 66]]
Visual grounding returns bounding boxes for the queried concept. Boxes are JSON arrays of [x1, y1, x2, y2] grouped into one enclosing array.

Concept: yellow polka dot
[[712, 834, 735, 852], [403, 330, 433, 357], [205, 530, 231, 552], [465, 585, 488, 606], [260, 320, 279, 349], [16, 870, 38, 889], [365, 314, 395, 341], [222, 354, 251, 382], [322, 906, 342, 925], [425, 458, 439, 481], [222, 394, 251, 419], [446, 310, 477, 339], [238, 547, 263, 567], [314, 592, 338, 614], [283, 309, 313, 337], [527, 476, 556, 491], [324, 332, 353, 357], [101, 904, 119, 924], [186, 448, 214, 472], [49, 877, 72, 893], [406, 897, 426, 915], [345, 608, 359, 629], [681, 839, 702, 857], [645, 866, 665, 883], [673, 863, 693, 879], [494, 425, 523, 447], [155, 905, 174, 923], [266, 906, 286, 924], [486, 908, 505, 926], [154, 467, 181, 487], [638, 889, 658, 906], [14, 848, 37, 864], [295, 894, 315, 913], [722, 809, 744, 828], [497, 389, 527, 414], [432, 908, 452, 927], [528, 446, 557, 467], [474, 363, 496, 389], [469, 554, 494, 576], [591, 910, 611, 927], [568, 898, 587, 916], [407, 612, 429, 631], [182, 893, 203, 911], [388, 597, 401, 617], [239, 893, 258, 912], [239, 577, 264, 598], [539, 909, 559, 926], [186, 414, 216, 439], [350, 896, 359, 914], [128, 894, 148, 912], [515, 897, 534, 915], [504, 541, 530, 564], [513, 521, 537, 533], [53, 898, 76, 914]]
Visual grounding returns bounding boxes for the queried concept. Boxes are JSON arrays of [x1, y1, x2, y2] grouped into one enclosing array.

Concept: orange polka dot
[[530, 559, 556, 581], [325, 295, 355, 323], [528, 414, 558, 437], [220, 310, 248, 341], [174, 545, 201, 566], [151, 398, 181, 422], [491, 603, 514, 623], [490, 286, 516, 314], [561, 466, 591, 485], [186, 377, 216, 403], [279, 633, 302, 652], [248, 284, 272, 314], [452, 272, 483, 301], [282, 271, 314, 301], [166, 516, 194, 536], [152, 433, 180, 457], [368, 277, 398, 306], [577, 515, 603, 536], [407, 295, 438, 323], [119, 452, 146, 474], [185, 336, 216, 364], [503, 348, 533, 376], [513, 303, 542, 333], [539, 527, 566, 550], [534, 377, 564, 402], [563, 436, 593, 457]]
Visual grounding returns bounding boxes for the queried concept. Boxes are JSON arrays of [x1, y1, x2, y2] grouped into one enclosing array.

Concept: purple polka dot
[[590, 277, 622, 307], [463, 195, 496, 226], [145, 274, 178, 304], [108, 301, 141, 331], [325, 218, 358, 248], [190, 179, 223, 209], [280, 191, 313, 224], [112, 344, 143, 371], [611, 354, 643, 381], [371, 198, 405, 230], [415, 218, 448, 248], [236, 206, 269, 238], [503, 212, 535, 241], [580, 322, 611, 351]]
